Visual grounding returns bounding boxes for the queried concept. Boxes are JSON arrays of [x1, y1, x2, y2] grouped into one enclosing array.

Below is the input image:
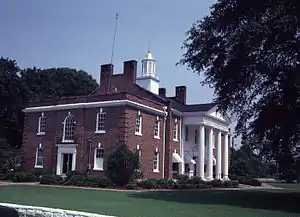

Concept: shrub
[[211, 179, 225, 188], [239, 178, 262, 186], [12, 172, 37, 182], [64, 175, 87, 186], [155, 179, 174, 189], [137, 179, 158, 189], [65, 170, 85, 181], [106, 141, 140, 186], [224, 180, 239, 188], [40, 174, 63, 185], [125, 183, 138, 190], [0, 172, 15, 181]]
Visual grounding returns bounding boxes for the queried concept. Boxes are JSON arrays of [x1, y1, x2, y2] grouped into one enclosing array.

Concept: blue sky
[[1, 0, 216, 103], [1, 0, 240, 145]]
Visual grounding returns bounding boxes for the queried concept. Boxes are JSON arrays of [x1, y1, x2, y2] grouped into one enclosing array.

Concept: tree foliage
[[106, 141, 140, 186], [178, 0, 300, 175], [0, 56, 99, 150]]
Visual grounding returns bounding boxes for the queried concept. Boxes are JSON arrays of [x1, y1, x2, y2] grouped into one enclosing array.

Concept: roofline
[[23, 99, 165, 116]]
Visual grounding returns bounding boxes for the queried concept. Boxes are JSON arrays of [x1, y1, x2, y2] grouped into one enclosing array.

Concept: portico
[[176, 104, 231, 181]]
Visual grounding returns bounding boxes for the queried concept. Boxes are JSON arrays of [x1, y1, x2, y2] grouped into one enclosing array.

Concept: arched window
[[63, 114, 75, 142]]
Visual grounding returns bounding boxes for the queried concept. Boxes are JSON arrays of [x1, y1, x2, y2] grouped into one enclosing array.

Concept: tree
[[21, 67, 99, 101], [106, 141, 140, 186], [178, 0, 300, 177], [0, 57, 28, 148]]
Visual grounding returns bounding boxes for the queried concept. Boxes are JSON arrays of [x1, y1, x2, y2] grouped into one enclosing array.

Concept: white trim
[[172, 152, 184, 163], [23, 100, 165, 116], [154, 118, 160, 139], [95, 109, 106, 133], [135, 112, 142, 136], [37, 113, 46, 135], [93, 147, 104, 171], [34, 146, 44, 169], [62, 114, 75, 143]]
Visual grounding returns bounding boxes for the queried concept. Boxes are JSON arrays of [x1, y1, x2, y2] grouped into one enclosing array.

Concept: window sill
[[34, 165, 43, 169], [135, 132, 142, 136], [62, 140, 74, 143], [154, 136, 160, 140], [93, 168, 104, 171], [153, 169, 159, 173], [173, 139, 179, 142], [95, 130, 106, 134], [37, 132, 45, 136]]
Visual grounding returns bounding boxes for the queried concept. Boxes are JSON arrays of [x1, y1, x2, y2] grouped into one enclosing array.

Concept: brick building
[[22, 50, 231, 180]]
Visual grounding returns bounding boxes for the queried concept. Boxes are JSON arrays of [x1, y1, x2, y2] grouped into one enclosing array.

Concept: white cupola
[[136, 49, 160, 94]]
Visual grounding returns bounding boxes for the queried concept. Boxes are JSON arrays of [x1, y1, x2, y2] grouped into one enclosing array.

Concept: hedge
[[230, 175, 262, 186]]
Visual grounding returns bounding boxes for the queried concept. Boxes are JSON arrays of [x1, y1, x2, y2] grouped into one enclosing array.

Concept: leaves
[[179, 0, 300, 175]]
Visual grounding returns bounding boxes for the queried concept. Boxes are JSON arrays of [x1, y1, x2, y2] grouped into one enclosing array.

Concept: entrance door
[[62, 153, 73, 174]]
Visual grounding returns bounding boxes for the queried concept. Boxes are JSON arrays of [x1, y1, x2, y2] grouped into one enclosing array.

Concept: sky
[[0, 0, 240, 146]]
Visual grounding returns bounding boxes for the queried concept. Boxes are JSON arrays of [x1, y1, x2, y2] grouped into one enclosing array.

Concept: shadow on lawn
[[128, 189, 300, 213]]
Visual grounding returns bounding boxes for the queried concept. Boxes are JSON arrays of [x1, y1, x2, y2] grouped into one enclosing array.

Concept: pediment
[[206, 105, 231, 124]]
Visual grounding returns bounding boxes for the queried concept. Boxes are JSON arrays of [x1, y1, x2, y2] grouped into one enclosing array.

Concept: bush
[[155, 179, 174, 189], [125, 183, 138, 190], [40, 174, 63, 185], [12, 172, 37, 182], [211, 179, 225, 188], [65, 170, 85, 181], [239, 178, 262, 186], [137, 179, 159, 189], [64, 175, 87, 186], [106, 141, 140, 186], [224, 180, 239, 188], [0, 172, 15, 181]]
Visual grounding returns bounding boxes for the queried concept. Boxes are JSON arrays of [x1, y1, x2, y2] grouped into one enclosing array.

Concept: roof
[[143, 50, 155, 61], [169, 98, 217, 112]]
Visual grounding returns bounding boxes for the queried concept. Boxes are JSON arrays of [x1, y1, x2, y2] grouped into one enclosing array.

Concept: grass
[[271, 183, 300, 191], [0, 185, 300, 217]]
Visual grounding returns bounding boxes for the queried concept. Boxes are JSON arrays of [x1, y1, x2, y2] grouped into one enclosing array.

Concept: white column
[[180, 123, 185, 175], [223, 132, 229, 180], [72, 150, 77, 171], [56, 152, 62, 175], [206, 127, 213, 180], [198, 125, 205, 180], [216, 130, 222, 180]]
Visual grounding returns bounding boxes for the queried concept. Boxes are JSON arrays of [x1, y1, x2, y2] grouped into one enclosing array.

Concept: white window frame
[[95, 108, 106, 134], [62, 112, 76, 143], [173, 119, 178, 141], [37, 112, 46, 135], [34, 143, 44, 168], [154, 117, 160, 139], [153, 148, 159, 172], [93, 145, 104, 171], [135, 111, 142, 136]]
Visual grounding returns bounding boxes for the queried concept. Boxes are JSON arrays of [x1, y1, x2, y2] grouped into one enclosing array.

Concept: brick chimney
[[159, 88, 166, 97], [123, 60, 137, 83], [100, 63, 113, 93], [175, 86, 187, 104]]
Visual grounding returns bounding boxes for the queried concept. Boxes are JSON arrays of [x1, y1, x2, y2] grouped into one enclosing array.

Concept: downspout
[[162, 106, 168, 179]]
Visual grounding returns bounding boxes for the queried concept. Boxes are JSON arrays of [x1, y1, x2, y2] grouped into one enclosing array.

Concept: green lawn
[[271, 183, 300, 191], [0, 185, 300, 217]]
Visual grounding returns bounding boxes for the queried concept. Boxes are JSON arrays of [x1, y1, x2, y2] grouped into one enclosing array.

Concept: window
[[37, 113, 46, 135], [143, 62, 147, 73], [35, 146, 43, 168], [185, 126, 188, 141], [96, 108, 106, 133], [63, 113, 75, 142], [195, 129, 199, 144], [135, 111, 142, 135], [94, 148, 104, 170], [173, 119, 178, 141], [154, 118, 160, 139], [153, 151, 159, 172]]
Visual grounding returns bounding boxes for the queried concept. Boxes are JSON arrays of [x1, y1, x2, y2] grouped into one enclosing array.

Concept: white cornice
[[23, 100, 165, 116]]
